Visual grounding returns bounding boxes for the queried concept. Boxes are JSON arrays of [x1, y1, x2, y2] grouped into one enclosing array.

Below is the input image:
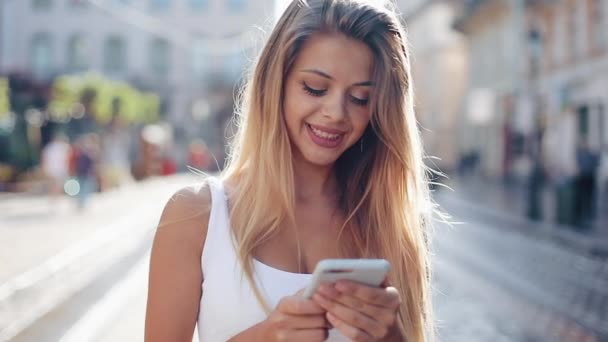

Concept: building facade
[[527, 0, 608, 180], [0, 0, 276, 164], [454, 0, 525, 179], [455, 0, 608, 219], [399, 0, 469, 173], [527, 0, 608, 206]]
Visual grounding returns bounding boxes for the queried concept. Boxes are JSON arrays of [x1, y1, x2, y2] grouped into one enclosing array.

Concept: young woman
[[145, 0, 434, 341]]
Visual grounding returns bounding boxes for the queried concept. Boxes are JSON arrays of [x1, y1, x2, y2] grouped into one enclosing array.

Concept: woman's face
[[283, 33, 374, 167]]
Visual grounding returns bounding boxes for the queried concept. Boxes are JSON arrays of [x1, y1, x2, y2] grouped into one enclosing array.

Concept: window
[[227, 0, 245, 12], [554, 9, 566, 65], [190, 0, 208, 10], [30, 33, 53, 79], [67, 33, 89, 72], [527, 27, 543, 75], [32, 0, 52, 10], [566, 0, 577, 62], [590, 0, 606, 51], [104, 36, 127, 73], [149, 0, 170, 10], [578, 105, 589, 136], [600, 103, 606, 147], [543, 11, 555, 69], [149, 38, 170, 76], [573, 0, 586, 59]]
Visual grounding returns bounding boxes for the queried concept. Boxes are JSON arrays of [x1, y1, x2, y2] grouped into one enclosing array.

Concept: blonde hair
[[222, 0, 434, 340]]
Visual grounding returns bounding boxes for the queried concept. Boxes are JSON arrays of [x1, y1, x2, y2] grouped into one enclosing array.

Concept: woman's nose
[[322, 93, 346, 122]]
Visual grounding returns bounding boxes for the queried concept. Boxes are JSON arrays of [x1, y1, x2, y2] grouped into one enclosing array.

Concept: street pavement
[[433, 190, 608, 342], [0, 173, 202, 341], [0, 174, 201, 283], [1, 174, 607, 341]]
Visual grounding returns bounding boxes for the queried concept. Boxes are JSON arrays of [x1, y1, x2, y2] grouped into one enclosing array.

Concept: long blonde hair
[[222, 0, 434, 340]]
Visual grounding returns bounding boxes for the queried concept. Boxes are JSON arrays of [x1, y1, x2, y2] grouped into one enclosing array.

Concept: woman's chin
[[297, 150, 340, 168]]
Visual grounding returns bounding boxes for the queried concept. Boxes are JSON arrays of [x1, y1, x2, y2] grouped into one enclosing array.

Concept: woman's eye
[[350, 95, 369, 106], [302, 82, 326, 97]]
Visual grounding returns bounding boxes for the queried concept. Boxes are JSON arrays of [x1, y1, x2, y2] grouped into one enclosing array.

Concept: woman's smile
[[305, 123, 346, 148]]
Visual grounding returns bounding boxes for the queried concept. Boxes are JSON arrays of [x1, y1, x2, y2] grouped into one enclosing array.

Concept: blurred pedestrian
[[100, 114, 133, 190], [131, 125, 165, 180], [574, 140, 600, 227], [67, 88, 98, 141], [161, 154, 177, 176], [187, 139, 210, 171], [457, 150, 480, 177], [146, 2, 433, 342], [73, 133, 99, 210], [41, 132, 71, 200]]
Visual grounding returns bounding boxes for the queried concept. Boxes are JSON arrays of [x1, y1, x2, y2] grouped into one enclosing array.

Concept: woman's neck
[[292, 154, 337, 204]]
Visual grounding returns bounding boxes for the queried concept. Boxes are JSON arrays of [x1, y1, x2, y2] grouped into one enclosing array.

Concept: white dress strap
[[201, 177, 235, 274]]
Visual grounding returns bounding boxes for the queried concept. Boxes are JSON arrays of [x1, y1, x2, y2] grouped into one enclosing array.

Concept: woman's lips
[[306, 123, 345, 148]]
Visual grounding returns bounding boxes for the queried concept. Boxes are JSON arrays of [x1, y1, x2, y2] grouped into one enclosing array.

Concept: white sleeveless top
[[197, 177, 349, 341]]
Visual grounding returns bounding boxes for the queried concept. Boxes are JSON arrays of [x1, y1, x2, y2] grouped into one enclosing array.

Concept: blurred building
[[454, 0, 526, 179], [0, 0, 276, 167], [455, 0, 606, 175], [455, 0, 608, 216], [525, 0, 608, 190], [398, 0, 468, 173]]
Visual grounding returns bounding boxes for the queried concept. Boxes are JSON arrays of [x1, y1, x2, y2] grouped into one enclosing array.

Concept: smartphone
[[302, 259, 390, 299]]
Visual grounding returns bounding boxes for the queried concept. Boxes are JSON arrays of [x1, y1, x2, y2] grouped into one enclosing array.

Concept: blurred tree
[[0, 78, 9, 115], [1, 73, 52, 173], [49, 72, 160, 124], [0, 78, 12, 174]]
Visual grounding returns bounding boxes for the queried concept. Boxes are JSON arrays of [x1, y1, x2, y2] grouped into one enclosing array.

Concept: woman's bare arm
[[145, 184, 211, 342]]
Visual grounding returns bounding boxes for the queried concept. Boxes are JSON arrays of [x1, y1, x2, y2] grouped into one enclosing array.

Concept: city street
[[2, 0, 607, 341], [1, 175, 607, 342]]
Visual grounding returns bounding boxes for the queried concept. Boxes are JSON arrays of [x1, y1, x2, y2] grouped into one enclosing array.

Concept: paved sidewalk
[[436, 175, 608, 257], [0, 173, 201, 283]]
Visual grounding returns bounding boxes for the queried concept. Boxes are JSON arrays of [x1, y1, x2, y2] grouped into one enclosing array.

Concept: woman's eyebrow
[[300, 69, 374, 86]]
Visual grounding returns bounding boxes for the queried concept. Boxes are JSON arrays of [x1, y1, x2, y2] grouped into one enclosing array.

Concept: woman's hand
[[312, 281, 401, 341], [257, 290, 329, 342]]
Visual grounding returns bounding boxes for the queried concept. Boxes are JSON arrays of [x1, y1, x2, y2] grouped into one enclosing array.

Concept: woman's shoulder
[[165, 177, 213, 219], [153, 179, 213, 259], [146, 180, 213, 340]]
